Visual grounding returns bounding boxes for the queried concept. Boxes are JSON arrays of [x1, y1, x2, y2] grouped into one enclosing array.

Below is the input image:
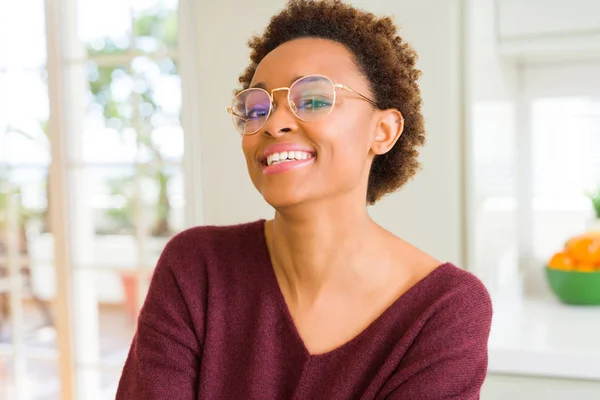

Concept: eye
[[246, 107, 270, 120], [298, 97, 332, 111]]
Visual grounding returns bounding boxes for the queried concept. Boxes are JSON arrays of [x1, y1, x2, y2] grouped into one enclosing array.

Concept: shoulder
[[381, 265, 492, 398], [436, 263, 491, 309], [388, 234, 490, 314], [161, 219, 266, 259], [155, 219, 267, 281], [418, 263, 493, 332], [148, 219, 268, 310]]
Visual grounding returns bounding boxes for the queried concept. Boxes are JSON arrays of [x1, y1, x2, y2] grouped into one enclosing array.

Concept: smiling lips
[[266, 150, 312, 166], [261, 145, 316, 175]]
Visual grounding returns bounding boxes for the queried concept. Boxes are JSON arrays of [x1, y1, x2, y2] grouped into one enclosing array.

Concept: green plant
[[104, 175, 136, 234], [4, 122, 51, 232], [86, 10, 178, 237], [588, 187, 600, 219], [0, 176, 33, 254]]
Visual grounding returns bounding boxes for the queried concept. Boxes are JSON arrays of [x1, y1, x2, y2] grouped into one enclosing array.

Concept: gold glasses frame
[[226, 74, 379, 135]]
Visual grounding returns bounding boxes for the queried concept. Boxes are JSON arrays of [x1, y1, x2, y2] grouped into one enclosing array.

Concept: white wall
[[466, 0, 520, 292], [496, 0, 600, 61], [194, 0, 466, 265], [497, 0, 600, 38]]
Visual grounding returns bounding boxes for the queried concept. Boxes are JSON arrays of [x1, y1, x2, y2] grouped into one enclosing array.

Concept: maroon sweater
[[116, 220, 492, 399]]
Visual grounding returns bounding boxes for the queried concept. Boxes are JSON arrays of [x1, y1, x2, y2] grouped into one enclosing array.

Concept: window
[[0, 0, 197, 397], [527, 65, 600, 264], [1, 0, 54, 397], [470, 61, 600, 295]]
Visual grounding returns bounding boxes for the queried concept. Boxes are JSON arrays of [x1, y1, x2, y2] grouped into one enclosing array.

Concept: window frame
[[36, 0, 202, 397]]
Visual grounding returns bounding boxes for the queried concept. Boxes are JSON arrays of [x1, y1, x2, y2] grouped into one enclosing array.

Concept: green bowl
[[546, 267, 600, 305]]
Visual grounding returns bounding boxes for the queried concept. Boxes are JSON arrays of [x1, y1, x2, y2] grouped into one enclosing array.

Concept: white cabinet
[[482, 374, 600, 400], [496, 0, 600, 59]]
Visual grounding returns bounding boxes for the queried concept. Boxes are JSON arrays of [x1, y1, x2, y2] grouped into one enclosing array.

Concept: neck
[[265, 193, 385, 305]]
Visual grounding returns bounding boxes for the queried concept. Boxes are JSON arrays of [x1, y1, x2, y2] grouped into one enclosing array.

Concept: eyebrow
[[251, 75, 305, 90]]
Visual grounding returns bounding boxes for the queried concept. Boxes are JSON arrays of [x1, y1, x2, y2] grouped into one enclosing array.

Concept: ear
[[370, 109, 404, 155]]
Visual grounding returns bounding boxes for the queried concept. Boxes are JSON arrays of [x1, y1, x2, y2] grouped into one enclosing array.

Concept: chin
[[249, 171, 309, 209], [260, 189, 307, 210]]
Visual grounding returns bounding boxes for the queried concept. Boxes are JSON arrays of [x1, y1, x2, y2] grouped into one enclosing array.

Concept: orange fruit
[[573, 260, 597, 272], [566, 235, 600, 264], [548, 252, 575, 271]]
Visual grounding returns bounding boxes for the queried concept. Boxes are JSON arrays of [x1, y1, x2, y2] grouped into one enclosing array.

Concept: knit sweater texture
[[116, 220, 493, 399]]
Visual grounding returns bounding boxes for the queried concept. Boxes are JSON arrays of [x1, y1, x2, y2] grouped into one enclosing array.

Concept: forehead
[[251, 38, 363, 89]]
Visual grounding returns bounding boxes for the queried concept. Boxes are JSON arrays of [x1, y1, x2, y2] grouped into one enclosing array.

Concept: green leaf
[[586, 187, 600, 219]]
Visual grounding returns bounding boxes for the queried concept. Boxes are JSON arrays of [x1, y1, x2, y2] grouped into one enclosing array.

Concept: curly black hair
[[237, 0, 425, 204]]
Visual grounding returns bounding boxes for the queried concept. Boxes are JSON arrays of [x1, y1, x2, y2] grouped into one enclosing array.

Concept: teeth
[[266, 151, 313, 166]]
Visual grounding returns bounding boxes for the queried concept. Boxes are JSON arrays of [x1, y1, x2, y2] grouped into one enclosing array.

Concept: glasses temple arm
[[226, 107, 249, 122], [336, 84, 404, 122]]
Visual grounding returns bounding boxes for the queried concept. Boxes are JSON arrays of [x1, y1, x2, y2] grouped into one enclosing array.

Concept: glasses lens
[[231, 89, 271, 134], [289, 76, 335, 121]]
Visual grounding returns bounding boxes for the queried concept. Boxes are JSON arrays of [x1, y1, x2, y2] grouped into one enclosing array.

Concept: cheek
[[241, 136, 257, 163], [319, 114, 373, 160], [241, 136, 262, 186]]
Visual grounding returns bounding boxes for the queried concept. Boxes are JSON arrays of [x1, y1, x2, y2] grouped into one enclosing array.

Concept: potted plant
[[587, 186, 600, 232]]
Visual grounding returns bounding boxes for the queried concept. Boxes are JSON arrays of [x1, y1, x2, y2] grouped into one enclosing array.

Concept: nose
[[262, 90, 297, 138]]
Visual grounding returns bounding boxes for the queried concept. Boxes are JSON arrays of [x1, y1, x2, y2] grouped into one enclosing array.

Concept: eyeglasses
[[226, 74, 378, 135]]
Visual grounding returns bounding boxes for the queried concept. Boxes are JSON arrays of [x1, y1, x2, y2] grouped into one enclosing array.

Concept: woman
[[117, 1, 492, 399]]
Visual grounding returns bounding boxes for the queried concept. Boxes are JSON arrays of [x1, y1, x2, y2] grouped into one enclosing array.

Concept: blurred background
[[0, 0, 599, 399]]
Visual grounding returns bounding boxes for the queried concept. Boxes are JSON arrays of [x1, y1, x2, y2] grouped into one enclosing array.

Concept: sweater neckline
[[253, 219, 452, 359]]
